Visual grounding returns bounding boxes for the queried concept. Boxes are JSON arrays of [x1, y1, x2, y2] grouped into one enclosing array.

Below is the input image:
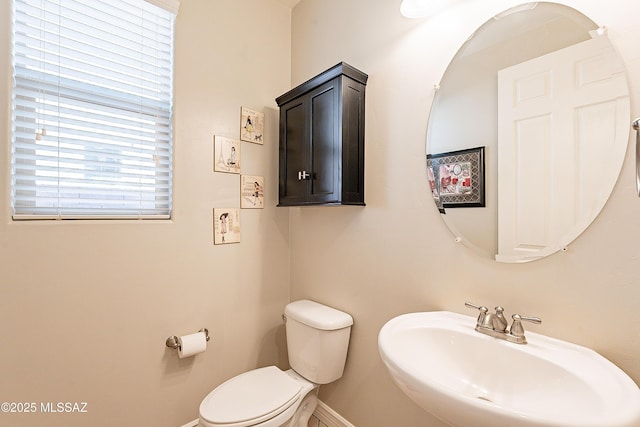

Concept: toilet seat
[[199, 366, 302, 427]]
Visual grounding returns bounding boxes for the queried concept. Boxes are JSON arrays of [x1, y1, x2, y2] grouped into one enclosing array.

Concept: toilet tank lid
[[285, 300, 353, 330]]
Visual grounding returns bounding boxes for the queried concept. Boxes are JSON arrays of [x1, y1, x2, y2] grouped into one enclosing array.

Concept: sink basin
[[378, 311, 640, 427]]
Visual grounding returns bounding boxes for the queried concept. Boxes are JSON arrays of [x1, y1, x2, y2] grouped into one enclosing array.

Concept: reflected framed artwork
[[426, 146, 485, 209]]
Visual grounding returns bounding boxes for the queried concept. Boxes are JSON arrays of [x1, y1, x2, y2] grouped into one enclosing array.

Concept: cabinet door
[[279, 78, 341, 206], [279, 99, 308, 205], [309, 79, 341, 204]]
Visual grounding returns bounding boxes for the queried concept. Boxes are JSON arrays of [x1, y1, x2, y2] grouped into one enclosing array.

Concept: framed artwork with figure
[[213, 208, 240, 245], [214, 135, 241, 174], [241, 175, 264, 209], [240, 106, 264, 144]]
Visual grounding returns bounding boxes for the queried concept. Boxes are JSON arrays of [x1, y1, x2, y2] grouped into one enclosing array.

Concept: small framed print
[[240, 106, 264, 144], [214, 135, 241, 174], [241, 175, 264, 209], [213, 208, 240, 245], [426, 146, 485, 209]]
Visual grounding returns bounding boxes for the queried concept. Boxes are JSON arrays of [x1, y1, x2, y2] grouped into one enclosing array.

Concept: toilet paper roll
[[178, 331, 207, 358]]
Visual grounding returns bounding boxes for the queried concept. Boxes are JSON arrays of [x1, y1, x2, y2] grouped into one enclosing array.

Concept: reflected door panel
[[497, 35, 628, 262]]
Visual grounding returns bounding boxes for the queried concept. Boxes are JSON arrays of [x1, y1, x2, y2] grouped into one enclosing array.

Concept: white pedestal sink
[[378, 311, 640, 427]]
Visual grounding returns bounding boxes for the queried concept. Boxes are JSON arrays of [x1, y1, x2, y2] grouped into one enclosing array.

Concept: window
[[11, 0, 178, 219]]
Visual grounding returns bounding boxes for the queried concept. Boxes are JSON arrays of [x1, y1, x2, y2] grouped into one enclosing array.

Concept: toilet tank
[[284, 300, 353, 384]]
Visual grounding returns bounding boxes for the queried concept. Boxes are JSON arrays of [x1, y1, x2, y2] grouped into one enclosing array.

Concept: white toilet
[[198, 300, 354, 427]]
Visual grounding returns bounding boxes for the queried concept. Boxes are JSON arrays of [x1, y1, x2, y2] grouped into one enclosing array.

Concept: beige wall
[[3, 1, 640, 426], [0, 1, 292, 426], [289, 0, 640, 426]]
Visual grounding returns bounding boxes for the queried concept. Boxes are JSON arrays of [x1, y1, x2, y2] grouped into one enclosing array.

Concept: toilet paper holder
[[165, 328, 210, 350]]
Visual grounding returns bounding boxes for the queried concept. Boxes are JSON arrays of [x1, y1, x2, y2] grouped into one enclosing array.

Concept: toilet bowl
[[199, 367, 317, 427], [198, 300, 353, 427]]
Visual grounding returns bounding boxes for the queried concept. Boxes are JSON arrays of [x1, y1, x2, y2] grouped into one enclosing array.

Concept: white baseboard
[[180, 419, 199, 427], [313, 400, 355, 427]]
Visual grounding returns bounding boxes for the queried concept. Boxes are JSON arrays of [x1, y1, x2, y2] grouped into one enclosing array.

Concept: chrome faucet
[[465, 302, 541, 344]]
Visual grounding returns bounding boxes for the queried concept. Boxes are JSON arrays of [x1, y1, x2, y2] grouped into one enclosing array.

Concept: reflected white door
[[497, 34, 629, 262]]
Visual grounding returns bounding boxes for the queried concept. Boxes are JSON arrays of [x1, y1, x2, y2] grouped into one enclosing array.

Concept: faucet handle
[[464, 302, 488, 326], [464, 302, 487, 311], [510, 314, 542, 339]]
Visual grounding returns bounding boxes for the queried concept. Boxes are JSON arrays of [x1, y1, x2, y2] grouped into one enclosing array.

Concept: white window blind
[[11, 0, 176, 219]]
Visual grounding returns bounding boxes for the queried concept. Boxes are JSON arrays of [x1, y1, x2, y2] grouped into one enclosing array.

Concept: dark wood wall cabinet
[[276, 62, 367, 207]]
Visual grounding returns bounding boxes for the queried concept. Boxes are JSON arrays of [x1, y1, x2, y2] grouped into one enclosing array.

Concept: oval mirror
[[426, 2, 630, 263]]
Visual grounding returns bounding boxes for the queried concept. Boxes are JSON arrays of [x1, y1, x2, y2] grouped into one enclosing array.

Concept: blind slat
[[12, 0, 175, 219]]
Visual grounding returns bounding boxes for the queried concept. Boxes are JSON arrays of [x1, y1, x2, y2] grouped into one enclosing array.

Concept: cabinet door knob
[[298, 171, 311, 180]]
